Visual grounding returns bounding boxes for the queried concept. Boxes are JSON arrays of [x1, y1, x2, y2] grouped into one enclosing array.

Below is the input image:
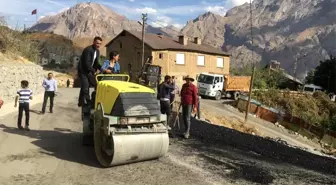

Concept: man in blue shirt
[[41, 72, 57, 114]]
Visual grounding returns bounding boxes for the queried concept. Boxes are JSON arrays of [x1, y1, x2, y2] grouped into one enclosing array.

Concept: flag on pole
[[31, 9, 37, 15]]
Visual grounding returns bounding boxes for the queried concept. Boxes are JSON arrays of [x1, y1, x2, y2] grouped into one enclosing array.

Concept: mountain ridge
[[29, 0, 336, 79]]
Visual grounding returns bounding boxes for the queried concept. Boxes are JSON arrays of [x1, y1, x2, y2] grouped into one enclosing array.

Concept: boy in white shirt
[[14, 80, 33, 131]]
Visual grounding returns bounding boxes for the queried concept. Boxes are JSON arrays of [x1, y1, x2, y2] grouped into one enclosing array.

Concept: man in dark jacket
[[158, 75, 175, 129], [77, 36, 102, 107]]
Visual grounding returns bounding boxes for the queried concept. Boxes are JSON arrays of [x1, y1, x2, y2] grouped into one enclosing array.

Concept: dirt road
[[0, 88, 335, 185]]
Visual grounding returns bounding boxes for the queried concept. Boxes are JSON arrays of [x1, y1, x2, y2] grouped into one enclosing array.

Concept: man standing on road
[[157, 75, 175, 129], [77, 36, 102, 107], [41, 73, 57, 114], [180, 75, 198, 139]]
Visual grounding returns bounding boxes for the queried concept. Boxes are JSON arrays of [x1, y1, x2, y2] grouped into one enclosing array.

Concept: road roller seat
[[91, 74, 130, 109]]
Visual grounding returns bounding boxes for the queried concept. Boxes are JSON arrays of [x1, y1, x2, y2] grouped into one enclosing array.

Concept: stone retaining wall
[[0, 63, 45, 102]]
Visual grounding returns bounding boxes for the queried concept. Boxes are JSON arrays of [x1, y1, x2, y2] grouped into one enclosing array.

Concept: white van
[[303, 84, 323, 93]]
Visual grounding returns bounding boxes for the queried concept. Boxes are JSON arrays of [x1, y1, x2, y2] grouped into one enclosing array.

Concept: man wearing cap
[[180, 75, 198, 139]]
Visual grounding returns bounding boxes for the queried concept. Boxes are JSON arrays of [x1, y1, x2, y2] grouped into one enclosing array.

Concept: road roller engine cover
[[82, 74, 169, 167]]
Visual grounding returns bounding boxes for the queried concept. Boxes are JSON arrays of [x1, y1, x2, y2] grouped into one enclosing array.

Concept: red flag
[[31, 9, 37, 15]]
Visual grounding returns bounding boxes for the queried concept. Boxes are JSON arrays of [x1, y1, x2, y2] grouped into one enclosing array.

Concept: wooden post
[[244, 0, 255, 124], [244, 66, 255, 123]]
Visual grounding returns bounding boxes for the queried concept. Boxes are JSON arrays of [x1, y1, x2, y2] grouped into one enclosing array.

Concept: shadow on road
[[0, 124, 101, 168], [182, 117, 336, 177], [29, 109, 42, 115], [221, 100, 237, 106]]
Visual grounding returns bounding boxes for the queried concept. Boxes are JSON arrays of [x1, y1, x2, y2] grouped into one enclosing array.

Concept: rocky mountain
[[29, 1, 336, 79], [29, 2, 182, 56], [29, 2, 176, 39], [30, 2, 141, 38], [182, 0, 336, 79]]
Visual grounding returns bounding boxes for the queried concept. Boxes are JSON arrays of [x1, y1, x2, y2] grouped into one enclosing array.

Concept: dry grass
[[0, 25, 40, 62]]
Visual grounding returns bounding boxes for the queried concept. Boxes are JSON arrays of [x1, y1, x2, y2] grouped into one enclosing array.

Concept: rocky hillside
[[28, 1, 336, 79], [182, 0, 336, 79], [27, 32, 82, 59], [29, 2, 173, 39]]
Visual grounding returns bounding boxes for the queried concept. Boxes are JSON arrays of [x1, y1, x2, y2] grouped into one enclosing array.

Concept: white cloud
[[225, 0, 252, 8], [205, 0, 252, 16], [172, 23, 184, 29], [151, 15, 172, 27], [135, 7, 157, 14], [129, 0, 135, 2], [205, 6, 227, 16], [159, 5, 205, 16]]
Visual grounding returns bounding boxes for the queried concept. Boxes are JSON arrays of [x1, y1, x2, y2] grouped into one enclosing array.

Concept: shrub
[[253, 89, 336, 131]]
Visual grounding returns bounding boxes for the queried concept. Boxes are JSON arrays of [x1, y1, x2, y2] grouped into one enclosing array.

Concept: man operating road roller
[[77, 36, 102, 107]]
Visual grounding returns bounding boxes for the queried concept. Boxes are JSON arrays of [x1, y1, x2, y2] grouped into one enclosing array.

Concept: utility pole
[[293, 56, 298, 80], [141, 13, 147, 66], [244, 0, 255, 124]]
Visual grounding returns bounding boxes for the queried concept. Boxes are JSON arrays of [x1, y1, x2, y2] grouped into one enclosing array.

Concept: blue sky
[[0, 0, 251, 30]]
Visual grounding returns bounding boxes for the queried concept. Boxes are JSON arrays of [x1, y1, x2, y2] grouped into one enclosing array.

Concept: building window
[[197, 55, 205, 66], [120, 42, 122, 48], [159, 53, 163, 59], [176, 53, 185, 64], [216, 57, 224, 68]]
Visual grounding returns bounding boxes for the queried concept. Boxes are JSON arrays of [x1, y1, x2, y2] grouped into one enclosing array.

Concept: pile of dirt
[[200, 109, 261, 136], [253, 90, 336, 130]]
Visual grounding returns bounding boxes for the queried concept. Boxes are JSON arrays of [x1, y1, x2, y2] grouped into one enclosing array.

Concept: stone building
[[105, 30, 231, 83]]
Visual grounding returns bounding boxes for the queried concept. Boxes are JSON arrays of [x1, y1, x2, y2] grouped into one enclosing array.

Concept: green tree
[[305, 55, 336, 93], [305, 70, 315, 84]]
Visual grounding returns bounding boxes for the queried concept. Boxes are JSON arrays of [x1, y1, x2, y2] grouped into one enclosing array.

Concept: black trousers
[[78, 73, 96, 106], [42, 91, 55, 112], [160, 100, 171, 125], [18, 102, 29, 127]]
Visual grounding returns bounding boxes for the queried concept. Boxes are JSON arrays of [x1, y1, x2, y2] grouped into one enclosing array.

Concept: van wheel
[[233, 92, 240, 100], [215, 91, 221, 100]]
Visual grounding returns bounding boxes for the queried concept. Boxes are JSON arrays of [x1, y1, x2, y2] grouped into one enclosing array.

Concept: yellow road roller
[[82, 74, 169, 167]]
